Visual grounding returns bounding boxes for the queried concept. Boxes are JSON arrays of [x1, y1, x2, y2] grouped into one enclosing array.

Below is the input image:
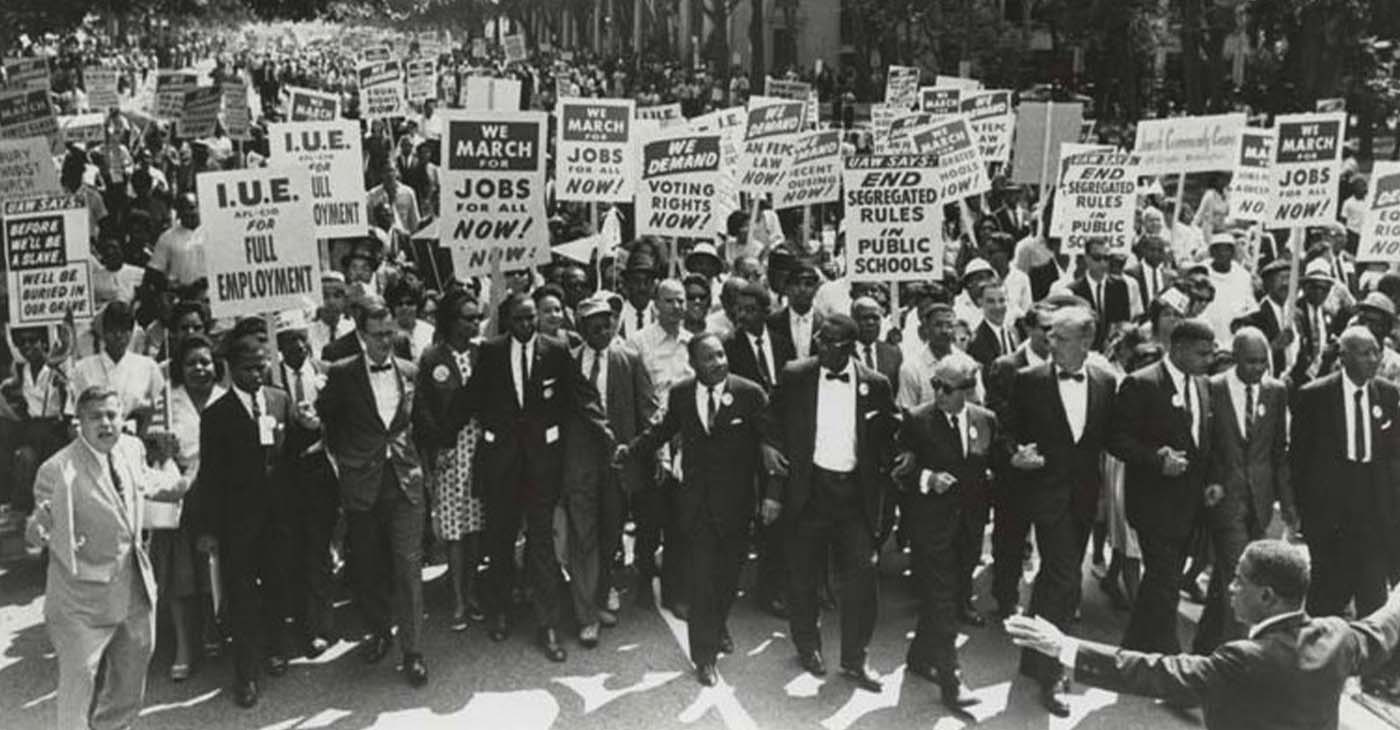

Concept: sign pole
[[1036, 101, 1054, 239]]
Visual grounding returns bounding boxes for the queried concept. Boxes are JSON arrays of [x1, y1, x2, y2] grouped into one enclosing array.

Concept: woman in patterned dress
[[415, 289, 487, 631]]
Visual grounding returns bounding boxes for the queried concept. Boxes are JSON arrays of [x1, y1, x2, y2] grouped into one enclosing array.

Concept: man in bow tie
[[764, 314, 897, 691]]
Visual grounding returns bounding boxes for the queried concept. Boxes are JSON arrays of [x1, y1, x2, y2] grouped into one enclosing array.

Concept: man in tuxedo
[[1001, 306, 1116, 716], [852, 296, 902, 397], [1009, 539, 1400, 730], [895, 356, 993, 709], [966, 282, 1020, 370], [450, 292, 611, 662], [316, 299, 429, 686], [1068, 238, 1131, 350], [27, 387, 186, 730], [767, 261, 823, 362], [615, 332, 770, 686], [765, 314, 897, 691], [189, 334, 296, 707], [1194, 328, 1294, 653], [1111, 318, 1216, 657], [564, 298, 657, 648]]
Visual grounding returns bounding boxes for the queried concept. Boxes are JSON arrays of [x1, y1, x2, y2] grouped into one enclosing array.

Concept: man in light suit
[[564, 297, 658, 648], [1194, 328, 1294, 653], [317, 298, 429, 687], [765, 314, 897, 691], [28, 386, 186, 730], [1010, 539, 1400, 730], [616, 332, 771, 686]]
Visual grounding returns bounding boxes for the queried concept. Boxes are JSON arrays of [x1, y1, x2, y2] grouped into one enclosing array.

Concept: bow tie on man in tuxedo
[[1057, 369, 1085, 382], [825, 370, 850, 383], [370, 362, 394, 373]]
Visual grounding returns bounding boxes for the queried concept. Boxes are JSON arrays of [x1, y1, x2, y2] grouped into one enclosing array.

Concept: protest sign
[[960, 90, 1013, 164], [462, 76, 521, 111], [439, 110, 549, 276], [1009, 101, 1084, 187], [358, 60, 406, 119], [2, 57, 50, 91], [406, 59, 436, 103], [1227, 128, 1274, 223], [637, 103, 684, 125], [1357, 162, 1400, 263], [870, 103, 900, 153], [688, 106, 746, 232], [555, 97, 637, 202], [888, 112, 934, 153], [773, 129, 841, 210], [0, 137, 61, 201], [0, 89, 56, 140], [222, 78, 251, 140], [55, 113, 105, 152], [503, 34, 527, 64], [1267, 112, 1345, 227], [153, 70, 197, 121], [1132, 113, 1246, 175], [198, 165, 321, 319], [919, 87, 961, 115], [178, 86, 223, 138], [884, 66, 920, 110], [636, 129, 723, 239], [470, 38, 487, 59], [267, 120, 366, 239], [842, 154, 944, 282], [737, 98, 806, 194], [359, 45, 392, 63], [764, 76, 819, 129], [934, 75, 981, 90], [911, 115, 990, 201], [4, 194, 93, 325], [1049, 150, 1139, 253], [85, 67, 121, 110], [1316, 98, 1346, 113], [287, 86, 339, 121]]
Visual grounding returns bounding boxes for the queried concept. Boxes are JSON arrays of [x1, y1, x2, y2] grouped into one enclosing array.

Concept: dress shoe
[[465, 597, 486, 622], [579, 623, 600, 648], [958, 604, 987, 627], [695, 662, 718, 687], [939, 676, 981, 709], [304, 636, 331, 659], [798, 648, 826, 677], [488, 615, 510, 642], [718, 628, 734, 655], [450, 607, 470, 632], [539, 629, 568, 662], [840, 664, 883, 692], [264, 654, 288, 677], [598, 609, 619, 628], [360, 634, 393, 664], [234, 680, 259, 708], [1040, 681, 1071, 718], [402, 653, 428, 687]]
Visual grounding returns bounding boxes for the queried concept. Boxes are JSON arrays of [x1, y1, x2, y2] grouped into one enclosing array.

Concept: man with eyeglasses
[[1068, 238, 1129, 351], [763, 314, 897, 692]]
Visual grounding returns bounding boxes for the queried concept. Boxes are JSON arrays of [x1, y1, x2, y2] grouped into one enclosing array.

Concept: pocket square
[[542, 377, 557, 386], [729, 417, 744, 425], [863, 410, 879, 420]]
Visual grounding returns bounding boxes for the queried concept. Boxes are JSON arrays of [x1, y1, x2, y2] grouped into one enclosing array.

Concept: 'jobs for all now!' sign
[[555, 98, 636, 203]]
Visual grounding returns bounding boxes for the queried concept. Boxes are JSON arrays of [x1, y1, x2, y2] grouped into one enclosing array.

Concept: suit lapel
[[81, 444, 133, 533], [1044, 366, 1074, 444], [854, 363, 870, 457], [351, 356, 383, 431]]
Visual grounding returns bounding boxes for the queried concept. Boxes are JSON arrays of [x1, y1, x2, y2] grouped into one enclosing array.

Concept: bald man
[[1194, 327, 1293, 653], [851, 296, 902, 395]]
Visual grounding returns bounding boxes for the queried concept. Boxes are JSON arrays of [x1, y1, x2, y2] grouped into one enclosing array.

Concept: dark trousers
[[991, 487, 1030, 613], [345, 471, 424, 655], [955, 493, 991, 609], [1194, 504, 1266, 653], [633, 477, 687, 605], [1307, 462, 1390, 619], [292, 453, 340, 640], [1014, 501, 1081, 687], [753, 514, 786, 606], [1123, 529, 1192, 654], [905, 493, 967, 674], [786, 469, 877, 668], [687, 520, 747, 666], [483, 453, 564, 630], [566, 469, 624, 625], [222, 512, 292, 683]]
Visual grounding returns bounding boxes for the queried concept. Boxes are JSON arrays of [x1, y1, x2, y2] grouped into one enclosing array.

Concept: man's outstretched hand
[[1004, 614, 1066, 659]]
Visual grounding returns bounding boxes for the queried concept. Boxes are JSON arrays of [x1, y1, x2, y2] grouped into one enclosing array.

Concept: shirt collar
[[78, 433, 110, 464], [1227, 368, 1253, 393], [1248, 609, 1306, 639], [790, 308, 812, 324], [1344, 374, 1370, 398], [1162, 356, 1187, 392], [702, 377, 727, 397]]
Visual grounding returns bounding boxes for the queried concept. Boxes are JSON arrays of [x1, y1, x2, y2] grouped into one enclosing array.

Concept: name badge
[[258, 415, 277, 446]]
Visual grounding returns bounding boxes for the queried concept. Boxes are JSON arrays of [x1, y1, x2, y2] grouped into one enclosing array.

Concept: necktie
[[1000, 327, 1013, 356], [1149, 267, 1159, 299], [588, 348, 602, 391], [107, 452, 124, 498], [949, 412, 963, 458], [1095, 281, 1104, 312], [1354, 388, 1368, 462], [706, 385, 718, 431], [863, 343, 876, 369], [249, 390, 262, 419], [1244, 384, 1256, 439], [635, 307, 645, 332], [755, 335, 772, 387], [292, 368, 305, 403], [518, 341, 530, 404]]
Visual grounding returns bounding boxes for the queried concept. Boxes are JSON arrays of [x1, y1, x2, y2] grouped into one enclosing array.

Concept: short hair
[[1169, 318, 1216, 348], [75, 385, 119, 414], [100, 301, 135, 332], [918, 301, 955, 322], [1238, 539, 1310, 603], [1019, 303, 1053, 331], [687, 331, 723, 360], [822, 313, 858, 342], [1051, 306, 1097, 340], [226, 332, 267, 364], [170, 333, 217, 387], [735, 281, 771, 309], [655, 278, 685, 301], [682, 272, 711, 295], [435, 288, 480, 335], [353, 295, 392, 329], [384, 279, 422, 309], [531, 283, 565, 307], [167, 300, 210, 333]]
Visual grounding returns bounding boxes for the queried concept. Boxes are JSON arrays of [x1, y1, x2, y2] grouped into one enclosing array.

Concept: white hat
[[1301, 258, 1335, 285], [1208, 233, 1237, 248], [962, 257, 995, 280], [274, 309, 310, 333]]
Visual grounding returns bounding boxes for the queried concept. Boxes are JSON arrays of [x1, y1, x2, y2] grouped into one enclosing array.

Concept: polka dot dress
[[430, 349, 485, 540]]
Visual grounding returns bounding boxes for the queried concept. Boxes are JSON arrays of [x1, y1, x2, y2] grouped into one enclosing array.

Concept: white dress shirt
[[813, 362, 858, 472], [1163, 357, 1201, 445], [695, 378, 727, 433], [510, 336, 536, 408], [1247, 610, 1307, 639], [619, 300, 657, 340], [788, 309, 815, 359], [1226, 368, 1257, 438], [231, 384, 268, 422], [17, 363, 66, 418], [1055, 362, 1089, 443], [943, 404, 969, 456], [365, 356, 401, 427], [579, 344, 610, 415], [1343, 376, 1373, 463]]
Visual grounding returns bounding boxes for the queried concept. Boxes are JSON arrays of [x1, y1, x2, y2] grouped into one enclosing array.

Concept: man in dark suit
[[767, 261, 823, 363], [1195, 328, 1295, 653], [895, 356, 994, 709], [1291, 327, 1400, 626], [765, 314, 897, 691], [615, 332, 770, 686], [449, 292, 611, 662], [1009, 539, 1400, 730], [1124, 234, 1176, 310], [852, 296, 902, 396], [1110, 318, 1216, 658], [1231, 259, 1297, 379], [189, 334, 295, 707], [966, 282, 1020, 370], [1001, 305, 1116, 716], [564, 298, 657, 648], [316, 298, 429, 687], [1068, 239, 1131, 350]]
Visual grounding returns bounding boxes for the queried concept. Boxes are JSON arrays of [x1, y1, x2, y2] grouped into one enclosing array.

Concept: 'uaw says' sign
[[773, 130, 841, 210], [637, 130, 722, 239], [198, 165, 321, 319], [842, 154, 944, 282], [1267, 112, 1345, 227], [440, 110, 549, 276], [1049, 150, 1139, 253], [4, 194, 93, 325], [1356, 162, 1400, 263], [267, 120, 366, 239], [737, 97, 806, 194], [555, 98, 636, 203]]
